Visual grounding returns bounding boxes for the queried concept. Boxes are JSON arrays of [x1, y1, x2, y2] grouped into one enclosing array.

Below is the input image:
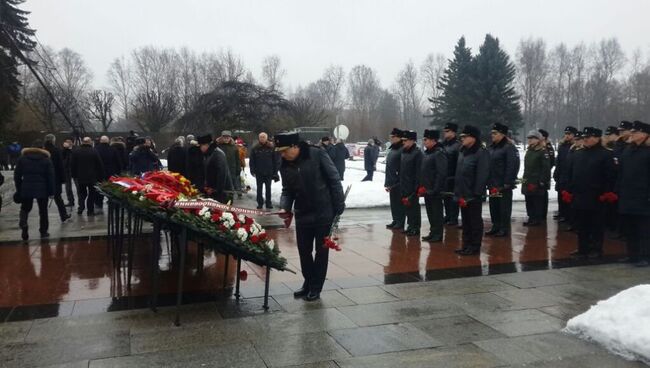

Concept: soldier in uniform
[[617, 120, 650, 267], [419, 129, 447, 242], [453, 125, 490, 256], [602, 126, 618, 149], [538, 129, 555, 221], [522, 130, 551, 226], [276, 133, 345, 301], [614, 120, 633, 161], [486, 123, 520, 237], [602, 126, 620, 232], [566, 127, 616, 259], [399, 130, 423, 237], [441, 123, 461, 225], [384, 128, 406, 231], [554, 126, 577, 222]]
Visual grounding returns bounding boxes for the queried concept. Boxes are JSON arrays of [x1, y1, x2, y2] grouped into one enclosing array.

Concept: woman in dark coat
[[166, 137, 187, 175], [14, 140, 55, 241]]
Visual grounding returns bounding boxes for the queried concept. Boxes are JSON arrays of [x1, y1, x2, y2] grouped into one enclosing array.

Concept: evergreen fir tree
[[472, 34, 522, 134], [433, 36, 475, 127], [0, 0, 36, 131]]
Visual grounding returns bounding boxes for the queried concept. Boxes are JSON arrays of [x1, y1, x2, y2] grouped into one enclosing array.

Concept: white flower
[[238, 214, 246, 223], [222, 212, 234, 221], [139, 196, 145, 201], [131, 191, 138, 195], [236, 228, 248, 241], [267, 239, 275, 248], [203, 211, 211, 220], [198, 206, 210, 216], [251, 227, 260, 236]]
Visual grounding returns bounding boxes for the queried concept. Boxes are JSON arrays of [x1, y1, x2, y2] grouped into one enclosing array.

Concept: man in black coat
[[128, 137, 161, 176], [399, 130, 423, 237], [566, 127, 616, 259], [95, 136, 123, 212], [617, 120, 650, 267], [614, 120, 633, 161], [14, 140, 55, 240], [61, 138, 75, 207], [185, 135, 213, 193], [486, 123, 520, 237], [362, 139, 379, 181], [205, 145, 233, 203], [43, 134, 70, 222], [276, 133, 345, 302], [538, 129, 555, 220], [166, 136, 187, 175], [333, 138, 349, 180], [419, 129, 447, 242], [441, 123, 461, 225], [384, 128, 405, 231], [250, 132, 280, 209], [454, 125, 490, 256], [554, 126, 577, 222], [319, 136, 337, 163], [110, 137, 128, 173], [71, 137, 105, 216]]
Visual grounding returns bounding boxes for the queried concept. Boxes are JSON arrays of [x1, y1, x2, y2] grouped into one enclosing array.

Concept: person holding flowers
[[275, 132, 345, 302], [486, 123, 519, 238]]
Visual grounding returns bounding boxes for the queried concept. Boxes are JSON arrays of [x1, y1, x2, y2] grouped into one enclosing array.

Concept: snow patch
[[565, 284, 650, 364]]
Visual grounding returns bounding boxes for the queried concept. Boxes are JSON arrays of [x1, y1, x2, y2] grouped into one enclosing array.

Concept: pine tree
[[0, 0, 36, 131], [433, 36, 475, 127], [472, 34, 522, 134]]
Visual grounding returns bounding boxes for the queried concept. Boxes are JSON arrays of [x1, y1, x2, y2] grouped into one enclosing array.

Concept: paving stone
[[473, 332, 601, 365], [1, 331, 129, 368], [330, 276, 384, 289], [337, 296, 464, 327], [254, 308, 357, 337], [272, 290, 356, 313], [491, 269, 576, 289], [507, 352, 648, 367], [130, 316, 261, 354], [469, 309, 564, 337], [415, 315, 506, 346], [0, 320, 32, 344], [447, 292, 513, 314], [381, 276, 515, 300], [337, 286, 399, 304], [534, 284, 610, 305], [537, 303, 591, 321], [493, 288, 574, 310], [278, 362, 340, 368], [38, 361, 90, 368], [329, 322, 442, 356], [216, 296, 282, 318], [335, 344, 505, 368], [254, 332, 350, 367], [89, 342, 266, 368]]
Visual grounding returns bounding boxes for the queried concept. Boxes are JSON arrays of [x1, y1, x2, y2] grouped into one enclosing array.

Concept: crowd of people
[[380, 120, 650, 266]]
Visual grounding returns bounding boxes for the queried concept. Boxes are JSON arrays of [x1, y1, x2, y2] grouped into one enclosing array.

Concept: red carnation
[[416, 185, 427, 197], [561, 190, 573, 204], [458, 197, 468, 208], [233, 222, 241, 230], [259, 232, 267, 241], [239, 270, 248, 281], [527, 183, 537, 192], [489, 187, 499, 195], [245, 217, 254, 225], [401, 197, 411, 207], [211, 213, 222, 222], [250, 235, 260, 244]]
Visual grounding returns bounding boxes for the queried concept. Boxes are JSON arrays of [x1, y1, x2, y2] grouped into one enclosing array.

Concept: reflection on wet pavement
[[0, 214, 626, 322]]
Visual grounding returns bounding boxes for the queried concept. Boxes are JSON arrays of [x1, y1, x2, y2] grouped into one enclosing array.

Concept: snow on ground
[[244, 147, 556, 208], [564, 285, 650, 364]]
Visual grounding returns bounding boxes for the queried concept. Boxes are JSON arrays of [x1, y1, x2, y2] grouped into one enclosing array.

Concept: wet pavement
[[1, 176, 647, 367]]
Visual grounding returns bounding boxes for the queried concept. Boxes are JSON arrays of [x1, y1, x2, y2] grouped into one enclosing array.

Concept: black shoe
[[87, 212, 96, 217], [634, 259, 650, 267], [454, 247, 466, 254], [421, 234, 433, 241], [77, 208, 84, 215], [266, 205, 273, 210], [65, 202, 74, 207], [426, 236, 443, 243], [61, 214, 72, 223], [293, 287, 309, 298], [40, 232, 50, 238], [524, 221, 540, 227], [303, 291, 321, 302], [459, 248, 480, 256], [386, 222, 397, 229], [485, 229, 499, 236], [256, 205, 263, 209], [405, 228, 420, 237], [493, 231, 508, 237], [21, 228, 28, 241], [445, 221, 458, 226]]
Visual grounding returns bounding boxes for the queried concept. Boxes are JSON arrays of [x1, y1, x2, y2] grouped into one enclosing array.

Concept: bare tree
[[87, 89, 115, 131], [394, 60, 423, 130], [262, 55, 286, 91], [516, 37, 548, 130], [57, 48, 93, 122], [348, 65, 381, 138], [320, 65, 345, 112], [107, 56, 132, 119], [420, 53, 447, 102]]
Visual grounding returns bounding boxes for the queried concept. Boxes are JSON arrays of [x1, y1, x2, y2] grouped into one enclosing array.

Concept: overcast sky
[[23, 0, 650, 91]]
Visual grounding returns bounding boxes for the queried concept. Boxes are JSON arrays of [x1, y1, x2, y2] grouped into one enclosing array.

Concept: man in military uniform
[[554, 126, 577, 222], [385, 128, 406, 231], [399, 130, 423, 237], [617, 120, 650, 267], [441, 123, 461, 225], [522, 130, 551, 226], [454, 125, 490, 256], [538, 129, 555, 221], [602, 126, 618, 149], [276, 133, 345, 301], [566, 127, 616, 259], [614, 121, 633, 161], [601, 125, 620, 232], [419, 129, 447, 242], [486, 123, 520, 237]]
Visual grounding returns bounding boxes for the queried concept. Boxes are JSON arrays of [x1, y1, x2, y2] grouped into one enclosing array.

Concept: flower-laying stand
[[98, 171, 293, 326]]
